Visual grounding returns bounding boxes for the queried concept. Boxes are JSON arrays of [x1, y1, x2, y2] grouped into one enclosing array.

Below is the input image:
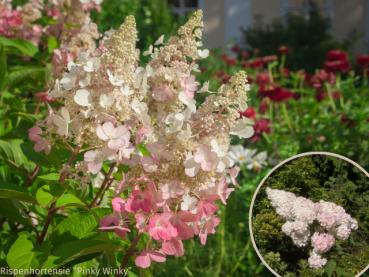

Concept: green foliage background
[[252, 155, 369, 276]]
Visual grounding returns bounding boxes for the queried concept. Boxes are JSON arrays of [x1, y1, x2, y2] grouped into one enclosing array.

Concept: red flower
[[255, 72, 271, 86], [257, 84, 294, 102], [253, 48, 261, 54], [213, 70, 225, 78], [239, 107, 256, 120], [222, 76, 232, 84], [241, 52, 249, 58], [263, 55, 278, 63], [259, 102, 269, 115], [219, 54, 228, 61], [242, 58, 263, 69], [311, 70, 335, 88], [357, 55, 369, 67], [250, 119, 270, 143], [200, 67, 208, 72], [324, 50, 350, 73], [324, 60, 350, 73], [225, 57, 237, 66], [247, 76, 253, 85], [326, 50, 348, 62], [231, 46, 241, 53], [277, 46, 290, 55], [315, 91, 340, 102], [279, 68, 290, 77], [305, 73, 312, 85], [340, 113, 356, 128]]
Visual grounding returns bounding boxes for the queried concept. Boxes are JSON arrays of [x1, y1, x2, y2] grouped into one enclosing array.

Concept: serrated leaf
[[324, 259, 336, 277], [0, 181, 38, 204], [36, 181, 69, 207], [31, 16, 57, 27], [0, 43, 6, 90], [66, 179, 90, 202], [0, 37, 39, 57], [0, 140, 24, 166], [47, 37, 57, 54], [0, 199, 32, 225], [137, 144, 150, 156], [20, 142, 52, 168], [38, 240, 122, 275], [38, 173, 60, 183], [0, 67, 45, 92], [14, 112, 42, 124], [6, 234, 51, 277], [49, 208, 111, 249], [335, 267, 345, 276]]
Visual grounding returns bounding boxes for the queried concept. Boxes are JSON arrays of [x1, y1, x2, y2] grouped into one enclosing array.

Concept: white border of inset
[[249, 152, 369, 277]]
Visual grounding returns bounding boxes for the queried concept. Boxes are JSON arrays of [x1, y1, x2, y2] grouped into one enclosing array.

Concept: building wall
[[332, 0, 366, 55], [251, 0, 282, 26], [203, 0, 226, 50]]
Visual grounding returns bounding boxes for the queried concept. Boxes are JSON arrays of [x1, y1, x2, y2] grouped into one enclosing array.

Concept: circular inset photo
[[249, 152, 369, 277]]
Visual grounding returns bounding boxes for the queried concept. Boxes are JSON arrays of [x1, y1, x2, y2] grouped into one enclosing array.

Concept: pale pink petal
[[100, 214, 118, 227], [177, 211, 197, 222], [158, 226, 172, 240], [96, 125, 109, 140], [115, 226, 131, 239], [148, 250, 166, 263], [28, 126, 42, 142], [162, 238, 184, 257], [135, 252, 151, 268], [194, 153, 204, 163], [113, 125, 128, 139], [176, 220, 194, 239], [88, 160, 103, 174], [108, 138, 126, 149], [201, 160, 213, 171], [102, 122, 114, 136], [131, 197, 141, 212], [160, 211, 174, 225], [112, 197, 125, 212]]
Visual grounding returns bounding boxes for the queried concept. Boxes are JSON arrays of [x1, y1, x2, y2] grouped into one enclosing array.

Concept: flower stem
[[336, 73, 344, 108], [363, 66, 368, 87], [116, 232, 142, 277], [281, 103, 296, 139], [90, 163, 116, 208], [37, 144, 80, 245], [325, 83, 337, 111]]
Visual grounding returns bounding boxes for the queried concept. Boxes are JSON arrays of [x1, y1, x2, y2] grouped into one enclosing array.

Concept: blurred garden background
[[1, 0, 369, 276]]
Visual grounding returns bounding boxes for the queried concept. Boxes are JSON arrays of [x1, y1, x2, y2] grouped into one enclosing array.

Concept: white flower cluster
[[266, 188, 358, 269]]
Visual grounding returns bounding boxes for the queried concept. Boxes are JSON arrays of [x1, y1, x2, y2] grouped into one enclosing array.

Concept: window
[[287, 0, 332, 20], [168, 0, 198, 17]]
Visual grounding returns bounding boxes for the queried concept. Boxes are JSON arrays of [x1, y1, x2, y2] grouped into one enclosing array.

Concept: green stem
[[336, 73, 344, 108], [363, 66, 368, 87], [279, 54, 286, 70], [325, 83, 337, 111], [267, 63, 274, 83], [266, 98, 273, 122], [281, 103, 296, 139], [231, 238, 251, 274]]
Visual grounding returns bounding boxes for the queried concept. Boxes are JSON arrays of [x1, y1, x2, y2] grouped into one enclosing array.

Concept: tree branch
[[90, 163, 116, 208], [116, 232, 142, 277]]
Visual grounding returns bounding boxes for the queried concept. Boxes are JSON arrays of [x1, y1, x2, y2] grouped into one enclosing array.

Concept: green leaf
[[324, 259, 336, 277], [113, 173, 123, 180], [14, 112, 43, 124], [117, 164, 131, 173], [66, 179, 90, 202], [49, 208, 111, 249], [137, 144, 150, 156], [0, 67, 45, 91], [40, 146, 62, 171], [38, 240, 122, 275], [0, 43, 7, 90], [47, 37, 58, 54], [0, 140, 24, 166], [20, 142, 52, 168], [335, 267, 345, 276], [0, 199, 32, 225], [65, 22, 82, 28], [38, 173, 60, 183], [0, 37, 39, 57], [31, 16, 57, 27], [36, 181, 69, 207], [0, 181, 38, 204], [7, 234, 51, 277]]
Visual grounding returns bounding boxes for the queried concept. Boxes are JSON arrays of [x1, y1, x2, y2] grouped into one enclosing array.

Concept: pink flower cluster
[[266, 188, 358, 269], [99, 176, 228, 268]]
